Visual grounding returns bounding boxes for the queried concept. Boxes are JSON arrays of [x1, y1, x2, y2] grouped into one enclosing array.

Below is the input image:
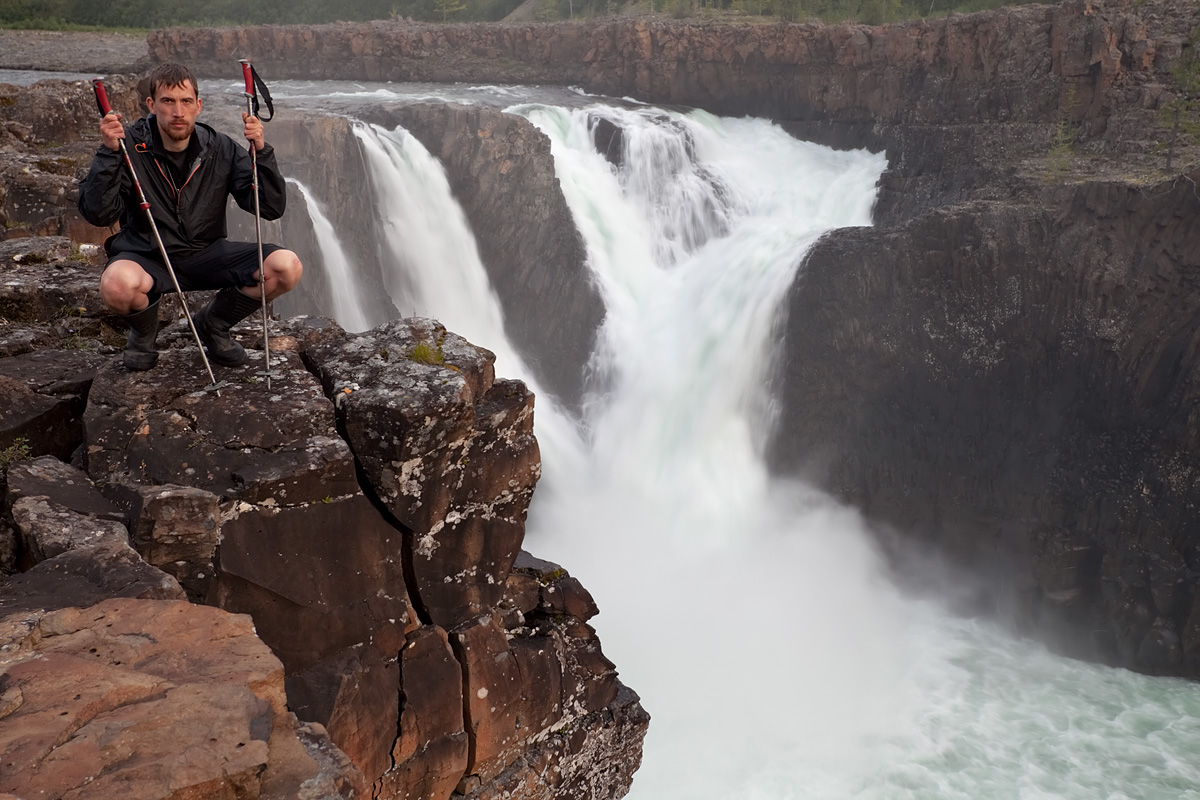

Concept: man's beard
[[162, 121, 194, 143]]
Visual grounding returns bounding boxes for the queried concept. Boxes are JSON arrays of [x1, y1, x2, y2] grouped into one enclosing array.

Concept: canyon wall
[[148, 1, 1177, 126]]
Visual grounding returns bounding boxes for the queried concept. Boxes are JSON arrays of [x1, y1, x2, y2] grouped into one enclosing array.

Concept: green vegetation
[[0, 0, 1044, 27], [1160, 25, 1200, 172], [434, 0, 468, 20], [1045, 87, 1078, 182], [0, 437, 31, 470], [408, 340, 445, 365], [1045, 120, 1075, 181]]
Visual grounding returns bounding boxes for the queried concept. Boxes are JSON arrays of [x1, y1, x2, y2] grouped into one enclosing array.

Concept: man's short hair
[[146, 63, 199, 101]]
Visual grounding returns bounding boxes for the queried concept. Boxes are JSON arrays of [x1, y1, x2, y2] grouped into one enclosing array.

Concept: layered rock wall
[[772, 175, 1200, 672], [150, 1, 1184, 126]]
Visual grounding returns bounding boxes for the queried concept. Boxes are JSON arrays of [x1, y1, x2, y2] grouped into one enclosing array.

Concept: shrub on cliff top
[[1161, 25, 1200, 172]]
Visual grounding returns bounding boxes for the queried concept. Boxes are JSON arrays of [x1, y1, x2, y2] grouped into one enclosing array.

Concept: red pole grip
[[92, 78, 112, 115], [240, 60, 254, 95]]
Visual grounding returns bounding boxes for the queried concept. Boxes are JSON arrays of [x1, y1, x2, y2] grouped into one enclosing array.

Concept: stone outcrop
[[0, 598, 365, 800], [0, 247, 647, 798]]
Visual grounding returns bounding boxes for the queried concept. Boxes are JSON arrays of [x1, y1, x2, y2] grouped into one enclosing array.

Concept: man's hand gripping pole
[[92, 79, 223, 394], [241, 60, 274, 389]]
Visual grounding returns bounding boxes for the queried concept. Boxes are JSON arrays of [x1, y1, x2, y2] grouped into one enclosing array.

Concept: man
[[78, 62, 302, 371]]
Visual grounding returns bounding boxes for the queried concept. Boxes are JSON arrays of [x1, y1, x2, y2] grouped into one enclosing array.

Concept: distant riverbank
[[0, 29, 148, 73]]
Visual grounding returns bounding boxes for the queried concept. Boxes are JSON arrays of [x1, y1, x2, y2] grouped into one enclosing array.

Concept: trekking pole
[[240, 59, 273, 389], [92, 79, 222, 395]]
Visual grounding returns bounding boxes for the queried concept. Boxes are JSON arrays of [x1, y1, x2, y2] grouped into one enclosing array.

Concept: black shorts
[[106, 240, 283, 295]]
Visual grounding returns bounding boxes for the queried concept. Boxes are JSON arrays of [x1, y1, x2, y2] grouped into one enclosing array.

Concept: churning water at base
[[290, 95, 1200, 799]]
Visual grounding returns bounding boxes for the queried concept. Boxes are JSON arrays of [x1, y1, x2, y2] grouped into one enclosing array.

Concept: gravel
[[0, 29, 150, 74]]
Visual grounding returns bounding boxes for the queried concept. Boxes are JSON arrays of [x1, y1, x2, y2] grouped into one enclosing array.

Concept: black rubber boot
[[122, 298, 160, 371], [193, 287, 262, 368]]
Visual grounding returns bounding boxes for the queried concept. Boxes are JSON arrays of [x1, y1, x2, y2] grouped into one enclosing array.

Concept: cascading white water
[[347, 122, 585, 468], [350, 124, 511, 358], [507, 103, 1200, 799], [286, 90, 1200, 799], [286, 178, 374, 333]]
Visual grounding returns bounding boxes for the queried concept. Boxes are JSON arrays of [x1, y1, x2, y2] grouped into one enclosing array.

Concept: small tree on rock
[[434, 0, 466, 20]]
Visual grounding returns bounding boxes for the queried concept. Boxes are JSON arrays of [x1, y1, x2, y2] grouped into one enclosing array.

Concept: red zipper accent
[[179, 161, 201, 196], [152, 159, 179, 200]]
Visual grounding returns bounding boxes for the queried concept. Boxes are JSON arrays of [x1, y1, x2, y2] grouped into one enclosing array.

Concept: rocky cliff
[[0, 234, 647, 798]]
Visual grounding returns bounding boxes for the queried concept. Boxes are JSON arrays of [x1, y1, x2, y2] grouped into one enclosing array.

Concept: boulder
[[11, 496, 128, 566], [5, 456, 123, 521], [125, 483, 221, 602]]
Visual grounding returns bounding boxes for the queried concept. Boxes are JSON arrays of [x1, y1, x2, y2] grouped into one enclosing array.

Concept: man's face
[[147, 80, 202, 148]]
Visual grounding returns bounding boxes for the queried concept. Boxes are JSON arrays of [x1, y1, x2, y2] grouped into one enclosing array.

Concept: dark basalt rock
[[305, 317, 540, 631], [374, 624, 470, 800], [772, 172, 1200, 674]]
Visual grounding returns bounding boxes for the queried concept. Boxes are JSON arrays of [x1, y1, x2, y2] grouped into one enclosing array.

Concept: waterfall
[[290, 92, 1200, 800], [286, 179, 374, 333], [511, 103, 917, 798]]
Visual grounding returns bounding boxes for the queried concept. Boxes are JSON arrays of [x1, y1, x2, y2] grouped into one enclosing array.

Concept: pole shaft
[[242, 59, 273, 389]]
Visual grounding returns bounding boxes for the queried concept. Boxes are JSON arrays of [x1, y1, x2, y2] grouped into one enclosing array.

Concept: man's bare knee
[[100, 261, 154, 314], [264, 250, 302, 299]]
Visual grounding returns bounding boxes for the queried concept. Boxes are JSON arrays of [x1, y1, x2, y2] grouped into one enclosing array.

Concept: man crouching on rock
[[78, 62, 302, 371]]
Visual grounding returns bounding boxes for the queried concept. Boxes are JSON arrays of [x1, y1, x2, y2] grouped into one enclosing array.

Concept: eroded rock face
[[0, 78, 141, 242], [149, 1, 1193, 127]]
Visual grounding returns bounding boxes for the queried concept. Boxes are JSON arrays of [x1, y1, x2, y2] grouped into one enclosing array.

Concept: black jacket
[[77, 116, 287, 259]]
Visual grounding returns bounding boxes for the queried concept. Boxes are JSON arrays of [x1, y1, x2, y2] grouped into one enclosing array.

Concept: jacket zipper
[[150, 155, 202, 241]]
